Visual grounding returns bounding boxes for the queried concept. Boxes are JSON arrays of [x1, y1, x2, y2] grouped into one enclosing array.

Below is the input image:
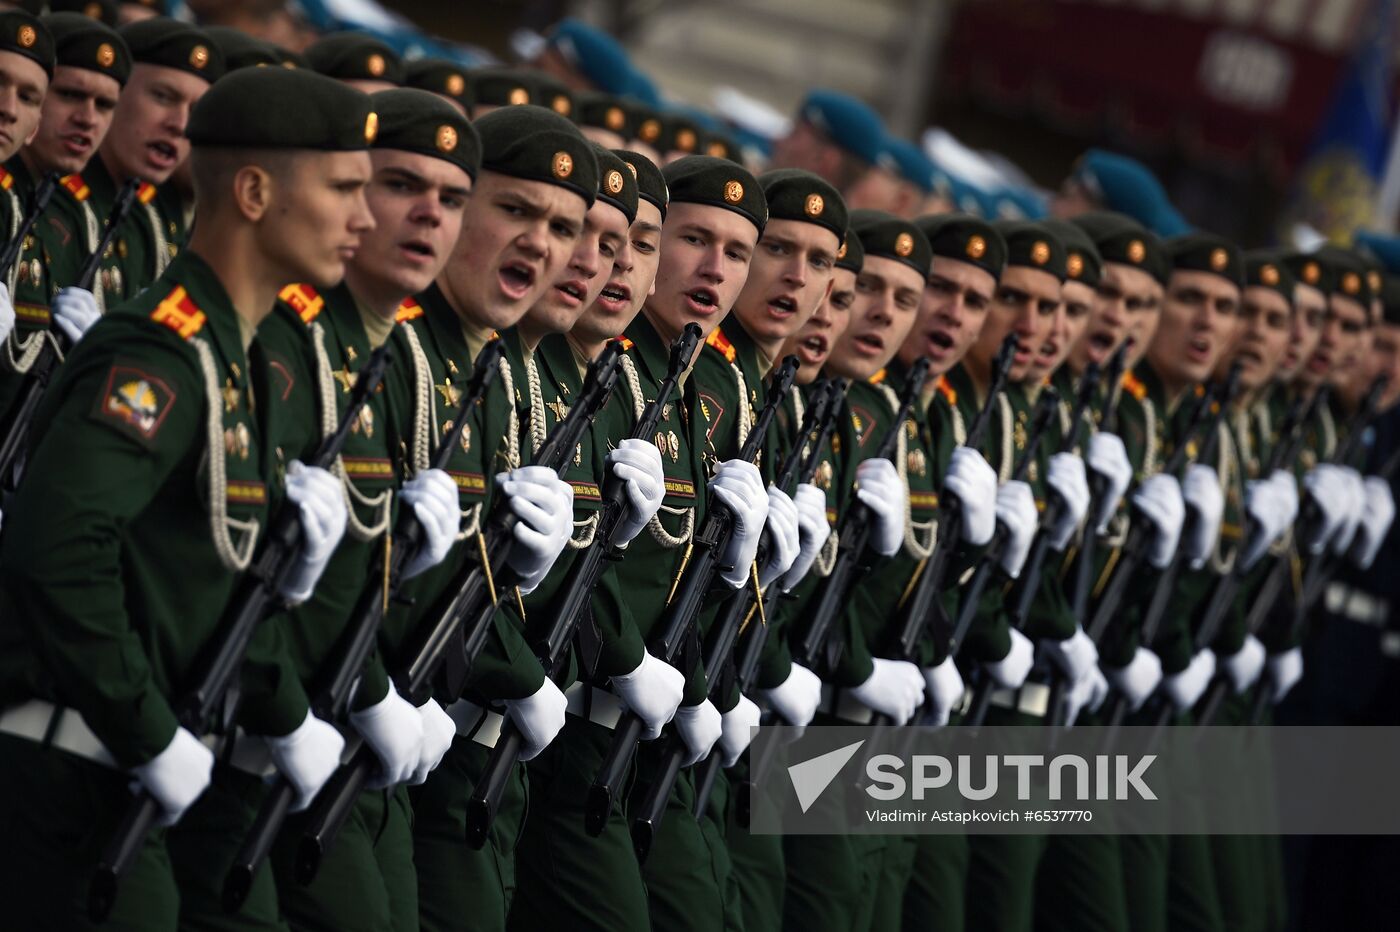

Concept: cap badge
[[84, 2, 102, 18], [606, 170, 625, 195], [1210, 247, 1229, 271], [1260, 264, 1279, 286], [1343, 271, 1361, 295], [446, 73, 466, 97], [1303, 261, 1320, 285], [804, 193, 824, 217], [605, 106, 625, 131], [97, 43, 116, 69], [640, 118, 661, 142], [837, 240, 848, 260], [552, 95, 572, 116], [1369, 270, 1382, 292], [367, 53, 386, 77], [895, 232, 915, 258], [707, 141, 727, 158], [17, 25, 34, 48], [508, 86, 529, 106], [553, 151, 574, 180], [723, 180, 744, 204], [966, 235, 987, 260], [364, 112, 379, 143], [677, 128, 697, 152], [1127, 239, 1146, 264], [190, 45, 209, 70], [436, 125, 458, 153], [1067, 253, 1084, 279], [624, 160, 637, 179], [1031, 240, 1050, 265]]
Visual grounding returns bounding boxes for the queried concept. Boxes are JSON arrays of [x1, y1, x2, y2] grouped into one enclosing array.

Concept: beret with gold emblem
[[405, 58, 471, 112], [120, 17, 222, 82], [834, 228, 864, 274], [663, 155, 766, 234], [655, 112, 704, 157], [914, 213, 1005, 282], [758, 168, 846, 244], [47, 0, 117, 27], [468, 67, 539, 111], [1380, 275, 1400, 326], [1043, 218, 1102, 288], [575, 91, 636, 140], [41, 12, 128, 84], [476, 104, 598, 208], [849, 208, 931, 279], [1164, 232, 1244, 289], [304, 31, 402, 86], [187, 67, 376, 151], [0, 10, 55, 78], [1314, 245, 1374, 306], [1280, 251, 1336, 297], [1069, 210, 1167, 286], [531, 71, 576, 119], [702, 129, 741, 164], [202, 25, 280, 73], [370, 88, 480, 181], [994, 220, 1068, 282], [590, 143, 638, 224], [632, 104, 665, 149], [1242, 250, 1296, 303], [613, 148, 667, 220]]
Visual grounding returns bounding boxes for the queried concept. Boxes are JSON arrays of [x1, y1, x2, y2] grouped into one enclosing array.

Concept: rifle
[[221, 339, 504, 911], [951, 388, 1061, 727], [86, 343, 392, 923], [0, 172, 58, 279], [461, 324, 702, 849], [582, 356, 798, 838], [296, 342, 624, 882], [630, 371, 841, 859], [1, 177, 142, 491]]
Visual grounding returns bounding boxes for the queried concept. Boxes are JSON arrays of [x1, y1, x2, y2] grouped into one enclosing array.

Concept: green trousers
[[725, 756, 786, 932], [902, 834, 968, 931], [271, 784, 419, 932], [411, 734, 527, 932], [868, 835, 918, 932], [0, 734, 178, 931]]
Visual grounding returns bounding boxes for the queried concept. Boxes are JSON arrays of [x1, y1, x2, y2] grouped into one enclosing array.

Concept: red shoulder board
[[136, 182, 158, 205], [278, 283, 323, 324], [60, 174, 90, 202], [150, 285, 206, 339], [936, 375, 956, 406], [395, 297, 423, 323], [617, 337, 635, 351], [705, 327, 736, 363], [0, 167, 12, 192], [868, 368, 887, 385], [1122, 371, 1147, 401]]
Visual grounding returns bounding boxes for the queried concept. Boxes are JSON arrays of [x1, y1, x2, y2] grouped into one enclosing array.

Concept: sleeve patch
[[91, 364, 177, 444], [150, 286, 206, 339]]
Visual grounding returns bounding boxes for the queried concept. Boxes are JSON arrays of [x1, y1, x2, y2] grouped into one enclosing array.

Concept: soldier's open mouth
[[599, 283, 630, 305], [499, 263, 535, 295]]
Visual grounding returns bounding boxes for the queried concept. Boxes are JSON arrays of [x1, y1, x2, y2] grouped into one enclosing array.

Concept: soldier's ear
[[232, 164, 274, 223]]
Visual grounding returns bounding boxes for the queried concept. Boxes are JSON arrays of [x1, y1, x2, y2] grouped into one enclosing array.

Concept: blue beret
[[1354, 230, 1400, 276], [547, 18, 633, 95], [796, 89, 893, 169], [624, 65, 662, 107], [886, 138, 935, 193], [1071, 148, 1190, 238]]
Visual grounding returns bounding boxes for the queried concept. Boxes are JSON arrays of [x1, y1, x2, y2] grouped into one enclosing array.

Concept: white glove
[[718, 695, 761, 767], [1331, 467, 1367, 555], [1086, 433, 1132, 532], [280, 461, 350, 604], [782, 483, 830, 591], [922, 657, 965, 727], [1041, 626, 1099, 685], [1105, 647, 1163, 713], [760, 661, 822, 727], [400, 468, 460, 579], [983, 628, 1035, 691], [1217, 634, 1266, 695], [1352, 475, 1395, 569], [52, 286, 100, 344], [1045, 453, 1090, 550], [349, 688, 424, 789], [943, 446, 997, 545], [849, 657, 925, 725], [1181, 464, 1223, 569], [503, 678, 567, 762], [675, 700, 723, 766], [612, 651, 685, 739], [855, 457, 904, 556], [1266, 647, 1304, 704], [264, 710, 346, 811], [710, 459, 770, 587], [1163, 649, 1216, 712], [1063, 665, 1110, 725], [1132, 473, 1185, 569], [0, 282, 13, 343], [1240, 470, 1298, 570], [412, 698, 456, 785], [758, 486, 801, 588], [132, 726, 214, 826], [994, 481, 1038, 578], [499, 465, 574, 594], [607, 438, 665, 547], [1303, 464, 1353, 554]]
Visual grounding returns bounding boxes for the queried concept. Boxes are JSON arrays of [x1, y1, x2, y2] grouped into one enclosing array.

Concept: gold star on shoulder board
[[332, 365, 356, 393], [437, 378, 462, 408], [222, 378, 240, 413]]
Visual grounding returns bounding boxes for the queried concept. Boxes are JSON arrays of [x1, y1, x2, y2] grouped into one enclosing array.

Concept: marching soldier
[[304, 31, 403, 93]]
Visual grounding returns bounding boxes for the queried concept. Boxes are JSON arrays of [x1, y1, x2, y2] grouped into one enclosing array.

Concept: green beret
[[633, 106, 664, 149], [1043, 218, 1103, 288], [404, 58, 471, 111], [1315, 245, 1375, 305], [849, 209, 931, 279], [531, 72, 576, 119], [370, 88, 480, 181], [42, 12, 127, 84], [834, 229, 864, 274], [469, 67, 538, 110], [758, 168, 846, 243], [1380, 275, 1400, 326], [120, 18, 222, 82], [914, 213, 1005, 282], [591, 143, 637, 224], [1242, 250, 1296, 304], [575, 91, 635, 139], [613, 148, 667, 220], [187, 67, 376, 151], [0, 11, 54, 78], [476, 105, 598, 208], [702, 130, 741, 164], [47, 0, 117, 27], [655, 112, 703, 156], [994, 220, 1068, 282], [1069, 210, 1167, 285], [662, 155, 766, 234], [271, 45, 304, 69], [203, 25, 279, 73], [1281, 251, 1335, 296], [304, 31, 402, 86], [1164, 233, 1244, 289]]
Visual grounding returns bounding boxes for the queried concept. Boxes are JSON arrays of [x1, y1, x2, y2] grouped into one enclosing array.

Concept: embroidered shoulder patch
[[850, 404, 878, 448], [395, 297, 423, 322], [279, 284, 323, 324], [92, 364, 177, 444], [698, 390, 726, 442], [59, 174, 90, 202], [705, 328, 736, 363], [150, 286, 206, 339]]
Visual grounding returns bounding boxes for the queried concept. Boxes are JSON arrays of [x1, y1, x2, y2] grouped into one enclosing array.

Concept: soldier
[[0, 65, 374, 930], [468, 67, 545, 119], [574, 90, 636, 150], [405, 57, 471, 117], [768, 89, 900, 213], [304, 31, 403, 93], [1051, 148, 1190, 237]]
